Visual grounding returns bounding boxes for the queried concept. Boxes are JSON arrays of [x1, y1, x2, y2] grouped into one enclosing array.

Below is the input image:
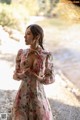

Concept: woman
[[12, 24, 55, 120]]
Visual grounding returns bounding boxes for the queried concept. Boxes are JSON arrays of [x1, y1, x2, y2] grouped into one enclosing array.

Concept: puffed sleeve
[[40, 52, 55, 84], [13, 49, 23, 80]]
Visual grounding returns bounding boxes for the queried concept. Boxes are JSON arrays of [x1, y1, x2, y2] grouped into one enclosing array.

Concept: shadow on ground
[[49, 98, 80, 120]]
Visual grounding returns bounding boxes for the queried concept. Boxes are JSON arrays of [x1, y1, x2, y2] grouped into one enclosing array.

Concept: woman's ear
[[36, 35, 40, 40]]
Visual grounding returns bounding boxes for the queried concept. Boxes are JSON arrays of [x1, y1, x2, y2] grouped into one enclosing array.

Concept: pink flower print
[[16, 89, 21, 105]]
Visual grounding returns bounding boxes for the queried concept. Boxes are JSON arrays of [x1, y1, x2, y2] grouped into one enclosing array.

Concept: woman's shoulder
[[42, 49, 53, 62], [17, 48, 29, 55], [17, 49, 23, 54], [42, 49, 52, 56]]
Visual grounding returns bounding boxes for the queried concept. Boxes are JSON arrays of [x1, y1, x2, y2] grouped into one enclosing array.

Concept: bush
[[0, 3, 29, 31], [0, 0, 11, 4]]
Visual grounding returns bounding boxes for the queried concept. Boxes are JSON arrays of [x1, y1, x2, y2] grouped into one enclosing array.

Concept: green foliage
[[0, 0, 38, 31], [0, 3, 29, 31], [0, 0, 11, 4]]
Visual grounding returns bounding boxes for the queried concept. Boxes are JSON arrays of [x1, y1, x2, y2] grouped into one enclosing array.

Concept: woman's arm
[[13, 49, 23, 80], [38, 53, 55, 84], [13, 50, 38, 80]]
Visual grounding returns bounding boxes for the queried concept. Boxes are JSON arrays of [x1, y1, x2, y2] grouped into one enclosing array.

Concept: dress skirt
[[12, 76, 53, 120]]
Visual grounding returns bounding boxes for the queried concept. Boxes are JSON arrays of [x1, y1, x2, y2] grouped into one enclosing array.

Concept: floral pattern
[[11, 47, 55, 120]]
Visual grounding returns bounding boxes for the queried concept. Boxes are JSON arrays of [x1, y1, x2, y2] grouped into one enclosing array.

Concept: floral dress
[[11, 47, 55, 120]]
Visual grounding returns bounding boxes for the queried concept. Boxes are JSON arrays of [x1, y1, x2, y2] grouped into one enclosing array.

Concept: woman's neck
[[30, 45, 39, 50]]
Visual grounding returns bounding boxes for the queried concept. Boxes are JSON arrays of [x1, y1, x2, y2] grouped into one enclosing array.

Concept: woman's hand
[[13, 73, 21, 81], [30, 71, 44, 81]]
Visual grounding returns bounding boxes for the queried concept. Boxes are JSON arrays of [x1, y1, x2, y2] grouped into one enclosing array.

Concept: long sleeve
[[13, 49, 38, 80], [40, 53, 55, 84], [13, 49, 24, 80]]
